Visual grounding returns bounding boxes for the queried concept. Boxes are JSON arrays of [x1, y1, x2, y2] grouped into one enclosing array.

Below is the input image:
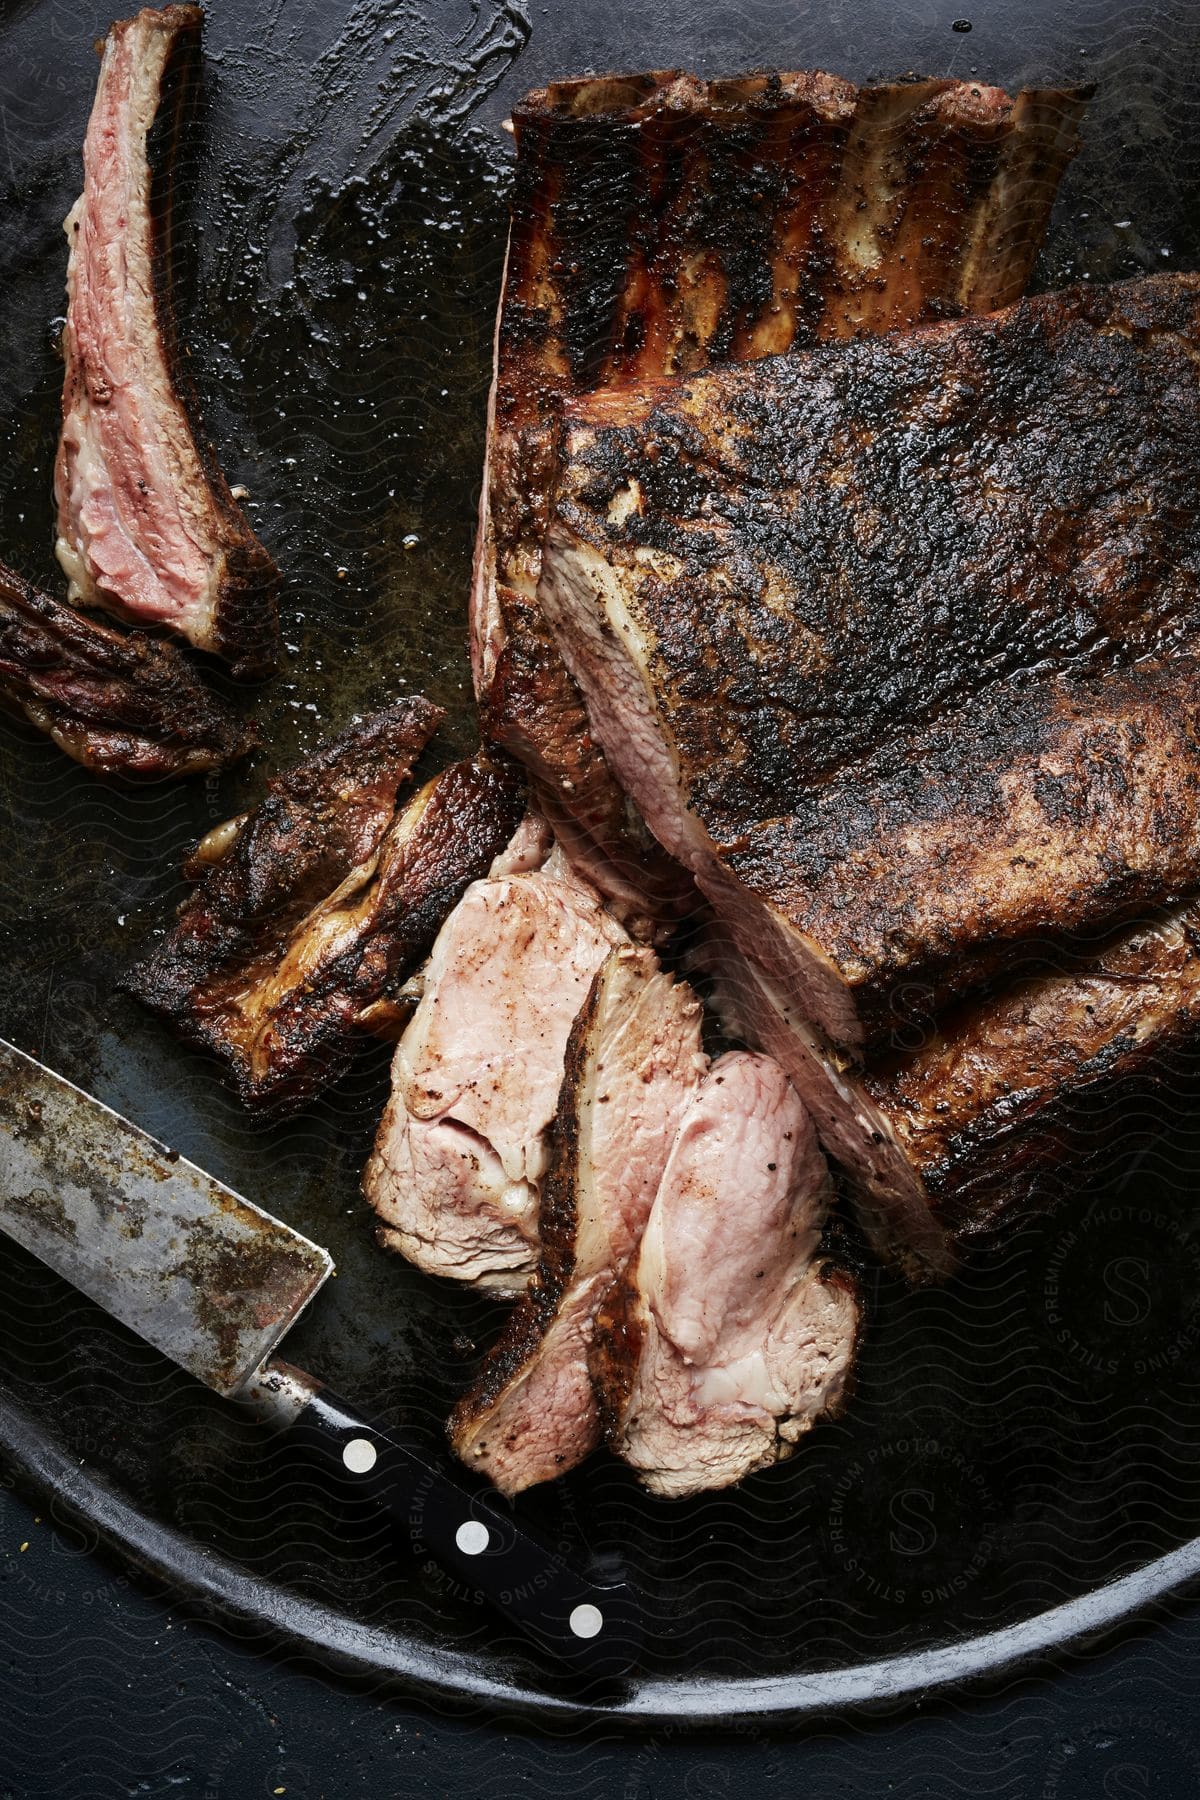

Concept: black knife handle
[[250, 1360, 640, 1679]]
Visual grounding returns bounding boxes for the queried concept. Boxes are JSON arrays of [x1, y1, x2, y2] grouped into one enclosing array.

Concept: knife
[[0, 1039, 640, 1679]]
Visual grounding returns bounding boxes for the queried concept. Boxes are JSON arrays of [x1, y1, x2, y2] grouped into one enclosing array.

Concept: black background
[[3, 0, 1200, 1790]]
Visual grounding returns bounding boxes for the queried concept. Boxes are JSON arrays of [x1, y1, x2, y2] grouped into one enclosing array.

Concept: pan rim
[[2, 1378, 1197, 1726]]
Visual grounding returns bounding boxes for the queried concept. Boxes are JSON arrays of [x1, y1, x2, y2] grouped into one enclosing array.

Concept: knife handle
[[247, 1359, 640, 1680]]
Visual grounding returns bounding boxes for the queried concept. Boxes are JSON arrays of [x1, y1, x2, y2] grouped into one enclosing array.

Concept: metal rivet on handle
[[455, 1520, 490, 1556], [569, 1603, 604, 1639], [342, 1437, 377, 1474]]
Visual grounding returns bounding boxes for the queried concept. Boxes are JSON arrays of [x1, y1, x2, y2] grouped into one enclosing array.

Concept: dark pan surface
[[1, 0, 1200, 1722]]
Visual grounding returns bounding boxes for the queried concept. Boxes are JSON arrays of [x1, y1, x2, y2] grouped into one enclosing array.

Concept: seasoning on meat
[[864, 902, 1200, 1242], [473, 71, 1088, 910], [539, 272, 1200, 1274]]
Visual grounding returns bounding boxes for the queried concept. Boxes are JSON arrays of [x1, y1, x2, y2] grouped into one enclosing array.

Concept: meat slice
[[473, 71, 1087, 907], [539, 273, 1200, 1269], [590, 1052, 859, 1497], [55, 6, 281, 677], [124, 698, 455, 1106], [364, 834, 627, 1293], [0, 559, 255, 777], [449, 946, 706, 1492], [864, 902, 1200, 1243]]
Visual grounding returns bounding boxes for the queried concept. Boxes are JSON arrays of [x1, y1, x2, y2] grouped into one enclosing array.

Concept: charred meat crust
[[502, 72, 1089, 395], [548, 273, 1200, 1040], [865, 904, 1200, 1240], [473, 69, 1087, 899], [0, 558, 256, 777], [56, 6, 281, 678], [732, 655, 1200, 1042], [587, 1262, 643, 1450], [124, 698, 446, 1102], [236, 751, 527, 1107], [445, 961, 595, 1443]]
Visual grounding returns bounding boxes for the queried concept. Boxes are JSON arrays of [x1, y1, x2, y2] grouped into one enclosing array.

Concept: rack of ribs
[[473, 70, 1089, 917]]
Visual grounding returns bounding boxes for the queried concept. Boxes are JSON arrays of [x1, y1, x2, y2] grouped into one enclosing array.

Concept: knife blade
[[0, 1039, 640, 1680], [0, 1039, 333, 1393]]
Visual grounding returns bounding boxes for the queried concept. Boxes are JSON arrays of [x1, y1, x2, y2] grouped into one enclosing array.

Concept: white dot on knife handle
[[455, 1520, 490, 1556], [342, 1437, 377, 1474], [569, 1604, 603, 1639]]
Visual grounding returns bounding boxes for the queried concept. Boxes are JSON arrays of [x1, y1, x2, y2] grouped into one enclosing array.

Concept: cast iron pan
[[1, 0, 1200, 1724]]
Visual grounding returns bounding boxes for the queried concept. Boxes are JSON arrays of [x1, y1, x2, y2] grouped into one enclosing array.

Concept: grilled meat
[[55, 6, 281, 678], [124, 699, 478, 1108], [473, 71, 1087, 908], [590, 1050, 859, 1497], [364, 829, 627, 1293], [0, 559, 255, 778], [539, 272, 1200, 1272], [865, 903, 1200, 1242], [449, 946, 706, 1494]]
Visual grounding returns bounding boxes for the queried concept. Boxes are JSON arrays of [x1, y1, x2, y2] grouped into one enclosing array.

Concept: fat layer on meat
[[590, 1051, 859, 1497], [364, 831, 627, 1293], [449, 945, 706, 1492], [55, 6, 280, 677]]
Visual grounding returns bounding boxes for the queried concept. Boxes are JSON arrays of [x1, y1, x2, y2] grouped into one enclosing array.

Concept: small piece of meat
[[864, 901, 1200, 1242], [539, 272, 1200, 1273], [449, 946, 706, 1493], [125, 697, 445, 1104], [0, 558, 255, 777], [55, 6, 281, 677], [364, 832, 627, 1293], [473, 70, 1087, 908], [590, 1052, 859, 1497]]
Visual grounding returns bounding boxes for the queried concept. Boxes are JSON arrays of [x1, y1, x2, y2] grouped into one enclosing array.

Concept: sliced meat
[[539, 273, 1200, 1270], [364, 835, 627, 1293], [449, 946, 706, 1492], [706, 944, 953, 1281], [479, 590, 692, 931], [864, 902, 1200, 1242], [473, 71, 1087, 906], [590, 1052, 859, 1497], [125, 697, 446, 1104], [55, 6, 281, 677], [0, 558, 255, 777]]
